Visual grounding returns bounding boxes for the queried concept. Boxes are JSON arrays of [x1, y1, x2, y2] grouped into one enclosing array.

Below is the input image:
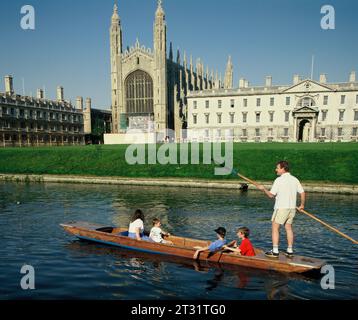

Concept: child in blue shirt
[[193, 227, 227, 260]]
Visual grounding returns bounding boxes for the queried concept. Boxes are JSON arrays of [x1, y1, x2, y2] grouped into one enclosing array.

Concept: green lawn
[[0, 143, 358, 184]]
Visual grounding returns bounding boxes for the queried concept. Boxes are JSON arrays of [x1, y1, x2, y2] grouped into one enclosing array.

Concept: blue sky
[[0, 0, 357, 109]]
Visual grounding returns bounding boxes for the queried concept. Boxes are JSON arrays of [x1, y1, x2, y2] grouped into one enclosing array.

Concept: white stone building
[[187, 72, 358, 142]]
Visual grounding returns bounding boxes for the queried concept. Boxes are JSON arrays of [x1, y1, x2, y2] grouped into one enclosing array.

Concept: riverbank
[[1, 173, 358, 194], [0, 143, 358, 184]]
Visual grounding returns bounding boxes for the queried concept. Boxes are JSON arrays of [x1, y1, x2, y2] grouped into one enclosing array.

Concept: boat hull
[[60, 222, 326, 275]]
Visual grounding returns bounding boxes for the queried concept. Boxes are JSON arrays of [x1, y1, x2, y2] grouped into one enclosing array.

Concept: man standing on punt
[[258, 161, 306, 258]]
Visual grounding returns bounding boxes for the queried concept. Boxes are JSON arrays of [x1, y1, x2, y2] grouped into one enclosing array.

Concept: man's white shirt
[[270, 173, 304, 209]]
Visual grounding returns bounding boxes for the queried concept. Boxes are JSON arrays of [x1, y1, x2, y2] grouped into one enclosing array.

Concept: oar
[[213, 159, 358, 245], [297, 208, 358, 245]]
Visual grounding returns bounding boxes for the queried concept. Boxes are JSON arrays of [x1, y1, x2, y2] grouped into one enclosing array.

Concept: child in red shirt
[[223, 227, 256, 256]]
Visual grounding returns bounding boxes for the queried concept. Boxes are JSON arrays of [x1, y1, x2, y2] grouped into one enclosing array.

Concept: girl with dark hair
[[128, 209, 150, 241]]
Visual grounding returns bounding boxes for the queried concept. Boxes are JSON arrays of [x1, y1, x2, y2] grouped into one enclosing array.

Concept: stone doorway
[[298, 119, 311, 142]]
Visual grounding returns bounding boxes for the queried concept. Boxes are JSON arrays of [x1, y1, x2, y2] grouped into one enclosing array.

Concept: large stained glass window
[[125, 70, 153, 114]]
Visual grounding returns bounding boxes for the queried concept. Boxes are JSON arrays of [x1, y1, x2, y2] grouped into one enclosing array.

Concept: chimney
[[320, 74, 327, 84], [5, 75, 14, 95], [37, 89, 44, 99], [349, 71, 356, 83], [76, 97, 83, 110], [85, 97, 92, 111], [57, 86, 64, 101], [293, 74, 300, 85], [239, 78, 245, 89], [265, 76, 272, 87]]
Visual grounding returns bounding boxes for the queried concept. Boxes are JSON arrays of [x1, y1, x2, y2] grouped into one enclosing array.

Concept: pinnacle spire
[[156, 0, 165, 17], [224, 55, 234, 89], [112, 2, 120, 23]]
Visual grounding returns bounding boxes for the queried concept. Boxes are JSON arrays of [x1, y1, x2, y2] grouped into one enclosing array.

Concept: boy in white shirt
[[150, 218, 173, 245]]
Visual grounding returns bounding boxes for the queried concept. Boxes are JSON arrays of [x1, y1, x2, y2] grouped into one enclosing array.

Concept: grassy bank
[[0, 143, 358, 184]]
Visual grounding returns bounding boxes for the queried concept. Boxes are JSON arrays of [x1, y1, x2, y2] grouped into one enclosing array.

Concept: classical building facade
[[187, 72, 358, 142], [0, 75, 87, 147], [108, 1, 230, 143]]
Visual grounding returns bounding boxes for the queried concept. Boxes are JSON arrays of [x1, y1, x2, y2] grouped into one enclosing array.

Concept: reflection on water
[[0, 182, 357, 300]]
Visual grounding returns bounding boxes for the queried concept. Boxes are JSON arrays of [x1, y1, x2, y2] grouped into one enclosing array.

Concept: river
[[0, 182, 357, 300]]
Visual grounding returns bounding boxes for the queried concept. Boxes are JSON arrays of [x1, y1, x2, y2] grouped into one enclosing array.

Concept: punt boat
[[60, 221, 326, 275]]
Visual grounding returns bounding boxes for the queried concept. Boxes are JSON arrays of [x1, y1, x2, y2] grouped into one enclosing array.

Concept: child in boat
[[149, 218, 173, 245], [223, 227, 255, 256], [128, 209, 150, 241], [193, 227, 227, 260]]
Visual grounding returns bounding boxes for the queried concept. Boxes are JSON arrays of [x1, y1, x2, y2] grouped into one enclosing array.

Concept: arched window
[[125, 70, 153, 114], [297, 97, 316, 108]]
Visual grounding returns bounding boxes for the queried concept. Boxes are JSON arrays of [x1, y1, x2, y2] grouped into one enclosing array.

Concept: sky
[[0, 0, 357, 109]]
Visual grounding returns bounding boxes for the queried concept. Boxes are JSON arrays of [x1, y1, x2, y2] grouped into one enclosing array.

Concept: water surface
[[0, 182, 357, 300]]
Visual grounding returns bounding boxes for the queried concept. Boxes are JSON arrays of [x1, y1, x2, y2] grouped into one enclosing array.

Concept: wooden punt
[[60, 221, 326, 275]]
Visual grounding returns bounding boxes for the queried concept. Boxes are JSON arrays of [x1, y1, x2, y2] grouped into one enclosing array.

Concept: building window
[[322, 110, 328, 121], [356, 95, 358, 104], [230, 99, 235, 108], [256, 98, 261, 107], [269, 112, 274, 122], [193, 101, 197, 109], [284, 128, 289, 136], [338, 128, 343, 136], [353, 127, 358, 136], [243, 99, 248, 107], [323, 96, 328, 106], [125, 70, 154, 114], [321, 128, 326, 136], [298, 97, 316, 107], [255, 128, 260, 137], [256, 112, 261, 123], [268, 128, 273, 137], [193, 114, 197, 125], [242, 129, 247, 137], [242, 113, 247, 123], [205, 129, 209, 138], [286, 97, 290, 106], [205, 114, 210, 124], [230, 113, 235, 124], [216, 129, 221, 137], [217, 113, 222, 124], [270, 97, 274, 107], [205, 100, 210, 108], [354, 110, 358, 121], [218, 100, 222, 108], [339, 110, 345, 122], [285, 111, 290, 122], [341, 95, 346, 104]]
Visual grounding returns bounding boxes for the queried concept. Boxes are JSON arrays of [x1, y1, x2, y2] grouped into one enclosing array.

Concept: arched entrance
[[292, 96, 319, 143], [298, 119, 311, 142]]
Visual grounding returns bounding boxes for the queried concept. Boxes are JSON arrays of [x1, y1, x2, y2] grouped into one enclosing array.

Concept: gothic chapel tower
[[153, 0, 168, 133], [110, 3, 123, 133]]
